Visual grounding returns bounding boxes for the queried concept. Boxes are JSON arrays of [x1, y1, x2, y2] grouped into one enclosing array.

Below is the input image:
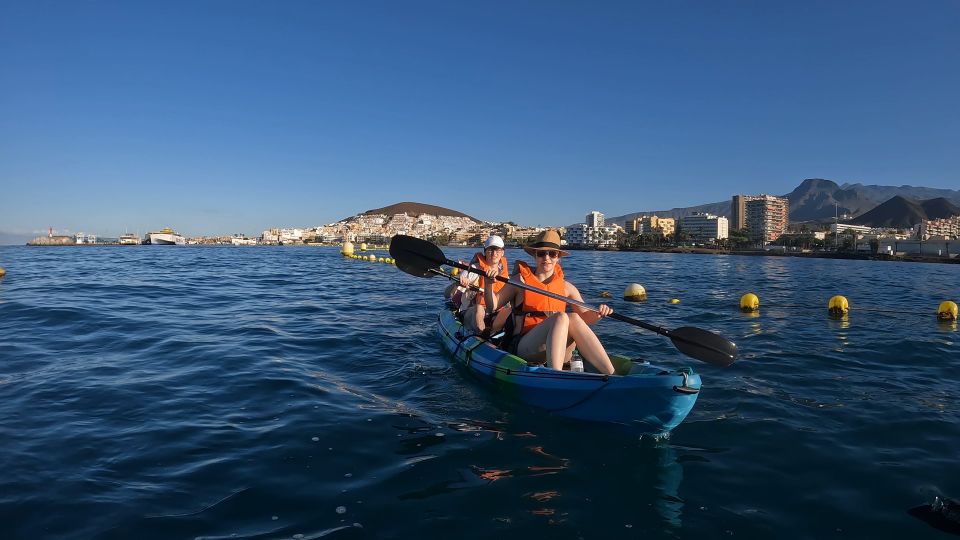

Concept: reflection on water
[[383, 407, 690, 531]]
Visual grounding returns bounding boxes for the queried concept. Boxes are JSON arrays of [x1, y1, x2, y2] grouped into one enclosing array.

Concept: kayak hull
[[437, 309, 701, 434]]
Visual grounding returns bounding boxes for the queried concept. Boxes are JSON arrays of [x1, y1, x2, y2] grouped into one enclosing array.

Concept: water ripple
[[0, 246, 957, 539]]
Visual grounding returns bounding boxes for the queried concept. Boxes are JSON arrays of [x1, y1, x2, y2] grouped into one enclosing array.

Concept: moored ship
[[143, 227, 186, 245], [118, 233, 140, 245]]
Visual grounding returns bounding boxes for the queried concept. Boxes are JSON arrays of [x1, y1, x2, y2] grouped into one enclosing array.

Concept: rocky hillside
[[608, 179, 960, 225], [343, 202, 478, 222], [849, 196, 960, 228]]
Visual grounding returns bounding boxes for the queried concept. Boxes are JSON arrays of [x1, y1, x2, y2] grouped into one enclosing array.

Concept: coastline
[[577, 245, 960, 264], [16, 242, 959, 264]]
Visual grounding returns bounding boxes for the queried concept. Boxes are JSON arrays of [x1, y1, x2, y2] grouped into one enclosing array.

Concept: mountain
[[343, 202, 478, 222], [607, 179, 960, 225], [849, 196, 960, 228], [784, 178, 877, 221]]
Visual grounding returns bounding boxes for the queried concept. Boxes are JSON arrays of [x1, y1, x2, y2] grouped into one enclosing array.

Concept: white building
[[586, 211, 604, 228], [565, 224, 589, 246], [831, 223, 873, 235], [75, 232, 97, 244], [680, 213, 729, 241], [279, 228, 304, 244], [565, 222, 620, 247]]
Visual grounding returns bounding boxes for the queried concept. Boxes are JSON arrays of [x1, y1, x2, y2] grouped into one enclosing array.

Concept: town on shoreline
[[24, 192, 960, 262]]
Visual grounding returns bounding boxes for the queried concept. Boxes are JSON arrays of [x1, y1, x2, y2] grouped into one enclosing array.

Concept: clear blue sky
[[1, 0, 958, 243]]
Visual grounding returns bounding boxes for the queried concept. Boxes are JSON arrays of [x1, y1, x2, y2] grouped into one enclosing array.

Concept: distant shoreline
[[15, 242, 959, 264], [567, 245, 960, 264]]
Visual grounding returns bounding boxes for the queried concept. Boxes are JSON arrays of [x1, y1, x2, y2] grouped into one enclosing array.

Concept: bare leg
[[490, 306, 511, 335], [473, 304, 486, 332], [463, 304, 485, 334], [567, 313, 615, 374], [517, 312, 569, 370]]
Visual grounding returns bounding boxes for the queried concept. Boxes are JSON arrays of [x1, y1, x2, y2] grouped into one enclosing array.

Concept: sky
[[1, 0, 958, 243]]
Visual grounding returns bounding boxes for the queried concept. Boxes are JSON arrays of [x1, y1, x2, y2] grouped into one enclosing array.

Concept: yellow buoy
[[740, 293, 760, 312], [828, 295, 849, 317], [360, 242, 368, 251], [624, 283, 647, 302], [669, 298, 680, 304], [341, 241, 354, 256], [0, 266, 5, 277], [378, 257, 384, 263], [938, 301, 958, 321]]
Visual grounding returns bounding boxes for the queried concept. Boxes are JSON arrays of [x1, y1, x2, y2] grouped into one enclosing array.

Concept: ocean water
[[0, 245, 957, 539]]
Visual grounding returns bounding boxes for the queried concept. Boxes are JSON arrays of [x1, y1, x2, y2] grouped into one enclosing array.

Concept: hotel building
[[734, 194, 789, 243], [919, 215, 960, 240], [679, 213, 729, 241]]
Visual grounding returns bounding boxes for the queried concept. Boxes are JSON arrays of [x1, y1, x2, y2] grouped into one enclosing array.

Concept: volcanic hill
[[344, 202, 479, 222]]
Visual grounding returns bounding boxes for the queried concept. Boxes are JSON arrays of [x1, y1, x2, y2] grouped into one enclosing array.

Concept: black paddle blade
[[389, 235, 448, 278], [669, 326, 738, 367], [394, 258, 435, 278], [908, 496, 960, 536]]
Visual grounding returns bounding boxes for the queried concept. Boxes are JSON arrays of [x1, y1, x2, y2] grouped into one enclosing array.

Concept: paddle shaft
[[428, 268, 484, 293]]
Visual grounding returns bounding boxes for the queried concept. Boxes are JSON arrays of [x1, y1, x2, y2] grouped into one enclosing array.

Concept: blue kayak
[[437, 308, 702, 434]]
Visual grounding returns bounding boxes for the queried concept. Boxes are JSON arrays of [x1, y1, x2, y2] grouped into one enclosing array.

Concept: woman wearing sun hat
[[482, 230, 615, 374]]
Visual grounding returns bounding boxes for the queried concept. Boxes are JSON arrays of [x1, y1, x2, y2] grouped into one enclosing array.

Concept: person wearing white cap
[[458, 234, 511, 337]]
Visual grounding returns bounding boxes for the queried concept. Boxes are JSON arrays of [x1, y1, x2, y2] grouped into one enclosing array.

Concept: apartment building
[[586, 211, 604, 228], [736, 194, 789, 242], [626, 215, 675, 238], [919, 215, 960, 240], [566, 221, 621, 247], [679, 213, 729, 241]]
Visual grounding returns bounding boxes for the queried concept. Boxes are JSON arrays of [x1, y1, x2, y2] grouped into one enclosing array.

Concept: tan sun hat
[[523, 229, 570, 257]]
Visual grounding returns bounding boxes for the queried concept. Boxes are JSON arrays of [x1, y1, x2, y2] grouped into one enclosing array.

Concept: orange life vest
[[514, 260, 567, 335], [470, 252, 509, 306]]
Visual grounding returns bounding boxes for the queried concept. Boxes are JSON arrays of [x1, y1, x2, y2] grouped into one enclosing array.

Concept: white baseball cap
[[483, 235, 505, 249]]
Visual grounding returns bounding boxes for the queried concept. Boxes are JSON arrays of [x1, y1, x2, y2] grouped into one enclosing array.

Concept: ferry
[[118, 233, 140, 245], [143, 227, 186, 245]]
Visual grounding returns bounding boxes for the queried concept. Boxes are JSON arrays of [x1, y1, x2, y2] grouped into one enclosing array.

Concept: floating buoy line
[[342, 243, 957, 325], [340, 241, 396, 265], [735, 292, 957, 323]]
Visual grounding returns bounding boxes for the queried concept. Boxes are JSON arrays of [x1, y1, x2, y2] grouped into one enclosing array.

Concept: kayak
[[436, 307, 702, 434]]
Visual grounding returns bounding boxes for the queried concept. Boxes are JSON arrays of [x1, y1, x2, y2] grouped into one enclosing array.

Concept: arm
[[459, 260, 481, 288], [484, 269, 516, 312], [566, 282, 612, 325]]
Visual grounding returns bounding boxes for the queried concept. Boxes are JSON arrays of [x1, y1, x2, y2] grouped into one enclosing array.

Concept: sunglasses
[[535, 250, 560, 259]]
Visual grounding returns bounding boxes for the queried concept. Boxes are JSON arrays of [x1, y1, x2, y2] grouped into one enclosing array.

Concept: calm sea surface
[[0, 245, 957, 539]]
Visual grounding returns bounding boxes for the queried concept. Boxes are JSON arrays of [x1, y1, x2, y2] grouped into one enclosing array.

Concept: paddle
[[390, 234, 738, 367], [427, 267, 484, 293]]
